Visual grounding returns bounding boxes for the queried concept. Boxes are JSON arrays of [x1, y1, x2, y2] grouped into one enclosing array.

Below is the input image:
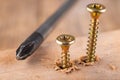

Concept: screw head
[[87, 3, 106, 13], [56, 34, 75, 45]]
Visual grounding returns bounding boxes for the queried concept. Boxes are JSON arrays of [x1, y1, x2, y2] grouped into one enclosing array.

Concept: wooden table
[[0, 30, 120, 80]]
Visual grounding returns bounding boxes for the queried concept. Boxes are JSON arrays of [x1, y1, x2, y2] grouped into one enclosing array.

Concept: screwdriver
[[16, 0, 77, 60]]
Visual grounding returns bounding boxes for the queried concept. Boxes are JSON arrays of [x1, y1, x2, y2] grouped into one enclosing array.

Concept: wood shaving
[[83, 62, 94, 66], [71, 59, 81, 65], [109, 64, 117, 70], [54, 59, 80, 74], [95, 56, 101, 62], [80, 55, 100, 66], [54, 56, 100, 73]]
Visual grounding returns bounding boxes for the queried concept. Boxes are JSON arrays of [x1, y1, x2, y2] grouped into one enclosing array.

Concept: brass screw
[[86, 3, 106, 62], [56, 34, 75, 69]]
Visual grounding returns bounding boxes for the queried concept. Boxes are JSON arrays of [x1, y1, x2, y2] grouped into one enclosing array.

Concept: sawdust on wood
[[70, 55, 101, 66], [54, 55, 101, 73], [108, 64, 117, 70], [54, 59, 80, 74], [80, 55, 101, 66]]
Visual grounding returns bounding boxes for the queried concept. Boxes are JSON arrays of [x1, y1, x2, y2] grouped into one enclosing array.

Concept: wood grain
[[0, 30, 120, 80]]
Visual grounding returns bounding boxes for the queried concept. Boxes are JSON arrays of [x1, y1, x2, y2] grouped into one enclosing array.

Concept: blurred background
[[0, 0, 120, 50]]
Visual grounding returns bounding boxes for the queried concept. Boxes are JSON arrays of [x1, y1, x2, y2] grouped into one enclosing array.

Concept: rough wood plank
[[0, 30, 120, 80]]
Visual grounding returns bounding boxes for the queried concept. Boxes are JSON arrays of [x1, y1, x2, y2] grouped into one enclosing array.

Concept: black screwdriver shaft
[[16, 0, 77, 60]]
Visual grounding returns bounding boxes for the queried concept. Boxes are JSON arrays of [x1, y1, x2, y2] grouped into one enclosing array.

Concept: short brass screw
[[56, 34, 75, 69], [86, 3, 106, 62]]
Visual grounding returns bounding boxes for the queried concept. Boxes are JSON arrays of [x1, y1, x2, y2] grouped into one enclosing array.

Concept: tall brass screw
[[56, 34, 75, 69], [86, 3, 106, 62]]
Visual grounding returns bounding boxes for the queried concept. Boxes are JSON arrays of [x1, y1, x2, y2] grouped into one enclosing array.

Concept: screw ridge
[[86, 3, 106, 62], [56, 34, 75, 69]]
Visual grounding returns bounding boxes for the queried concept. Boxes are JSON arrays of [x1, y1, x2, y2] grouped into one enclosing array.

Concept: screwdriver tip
[[16, 41, 35, 60], [16, 55, 24, 60]]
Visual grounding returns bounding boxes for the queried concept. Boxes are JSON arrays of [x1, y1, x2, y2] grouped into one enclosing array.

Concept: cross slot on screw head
[[56, 34, 75, 69], [86, 3, 106, 62]]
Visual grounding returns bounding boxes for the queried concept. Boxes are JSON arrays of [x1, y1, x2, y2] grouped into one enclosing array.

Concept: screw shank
[[90, 12, 101, 19], [86, 19, 99, 62]]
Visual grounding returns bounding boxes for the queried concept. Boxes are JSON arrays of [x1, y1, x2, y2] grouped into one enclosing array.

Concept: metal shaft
[[16, 0, 77, 60], [36, 0, 77, 38], [61, 45, 71, 69], [86, 19, 99, 62], [56, 34, 75, 69], [86, 3, 106, 62]]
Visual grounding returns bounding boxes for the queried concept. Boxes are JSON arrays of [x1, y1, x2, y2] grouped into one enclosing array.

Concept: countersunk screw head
[[87, 3, 106, 19], [87, 3, 106, 13], [56, 34, 75, 46], [85, 3, 106, 62], [56, 34, 75, 69]]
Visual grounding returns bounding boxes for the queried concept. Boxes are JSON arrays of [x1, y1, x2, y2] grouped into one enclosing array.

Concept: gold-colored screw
[[86, 3, 106, 62], [56, 34, 75, 69]]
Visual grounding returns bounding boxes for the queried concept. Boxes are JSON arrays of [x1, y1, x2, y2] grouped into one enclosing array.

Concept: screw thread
[[86, 19, 99, 62], [61, 51, 71, 68]]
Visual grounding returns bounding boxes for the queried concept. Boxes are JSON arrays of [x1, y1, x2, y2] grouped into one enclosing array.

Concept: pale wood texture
[[0, 30, 120, 80], [0, 0, 120, 80]]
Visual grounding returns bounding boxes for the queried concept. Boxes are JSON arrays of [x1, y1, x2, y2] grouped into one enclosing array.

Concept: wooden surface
[[0, 0, 120, 80], [0, 30, 120, 80]]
